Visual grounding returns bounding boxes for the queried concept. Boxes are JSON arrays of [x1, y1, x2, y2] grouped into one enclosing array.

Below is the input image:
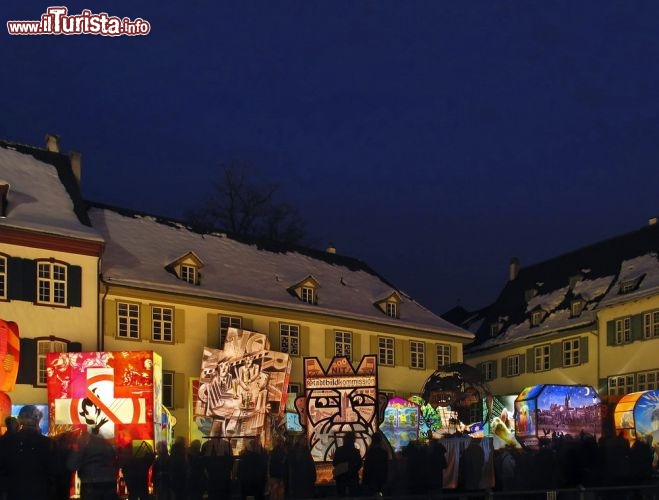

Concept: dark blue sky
[[3, 1, 659, 315]]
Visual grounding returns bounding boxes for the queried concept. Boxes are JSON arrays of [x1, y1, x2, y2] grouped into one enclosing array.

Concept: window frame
[[0, 254, 6, 300], [36, 338, 67, 387], [615, 317, 632, 344], [220, 315, 242, 348], [151, 305, 174, 343], [180, 264, 197, 285], [534, 344, 551, 372], [301, 286, 315, 304], [117, 302, 140, 339], [280, 323, 300, 356], [563, 338, 580, 367], [608, 374, 634, 396], [385, 301, 398, 318], [643, 311, 659, 339], [436, 343, 451, 369], [378, 336, 395, 366], [530, 310, 543, 327], [162, 370, 174, 409], [481, 361, 495, 381], [570, 300, 584, 317], [637, 370, 659, 391], [506, 355, 520, 377], [410, 341, 425, 369], [36, 259, 67, 306], [334, 330, 352, 360]]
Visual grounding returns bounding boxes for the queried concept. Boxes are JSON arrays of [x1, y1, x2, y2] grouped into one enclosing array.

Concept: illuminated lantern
[[0, 392, 10, 429], [0, 320, 20, 392]]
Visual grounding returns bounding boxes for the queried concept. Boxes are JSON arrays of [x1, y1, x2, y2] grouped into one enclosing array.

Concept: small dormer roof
[[167, 251, 204, 270], [289, 274, 320, 290], [374, 290, 402, 305]]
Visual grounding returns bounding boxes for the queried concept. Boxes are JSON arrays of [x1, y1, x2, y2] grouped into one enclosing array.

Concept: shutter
[[424, 342, 430, 369], [580, 336, 589, 364], [140, 304, 150, 341], [370, 336, 378, 356], [104, 299, 117, 337], [174, 372, 185, 408], [242, 318, 253, 331], [174, 308, 185, 343], [492, 360, 498, 379], [526, 348, 535, 373], [550, 342, 562, 369], [68, 342, 82, 352], [67, 265, 82, 307], [519, 354, 526, 374], [395, 339, 407, 367], [17, 338, 36, 385], [450, 345, 458, 363], [325, 329, 334, 358], [7, 257, 24, 300], [300, 326, 310, 356], [22, 259, 36, 302], [501, 359, 507, 378], [269, 322, 280, 351], [606, 321, 615, 346], [207, 313, 219, 348], [352, 332, 362, 362], [631, 314, 644, 341]]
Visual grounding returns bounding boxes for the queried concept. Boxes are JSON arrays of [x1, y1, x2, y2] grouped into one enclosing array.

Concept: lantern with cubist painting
[[47, 351, 161, 448], [0, 319, 20, 392]]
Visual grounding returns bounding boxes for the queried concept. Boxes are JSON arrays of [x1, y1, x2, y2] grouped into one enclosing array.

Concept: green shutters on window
[[173, 372, 185, 408], [353, 332, 362, 361], [139, 304, 150, 341], [606, 320, 616, 346], [269, 322, 280, 351], [325, 329, 334, 358], [631, 314, 644, 341], [370, 336, 378, 356], [67, 265, 82, 307], [551, 342, 562, 369], [526, 348, 534, 373], [300, 326, 310, 356], [174, 308, 185, 343], [104, 299, 117, 337], [580, 336, 589, 363], [207, 314, 219, 347]]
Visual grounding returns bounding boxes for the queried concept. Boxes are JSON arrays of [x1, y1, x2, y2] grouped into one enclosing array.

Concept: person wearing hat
[[0, 405, 55, 500]]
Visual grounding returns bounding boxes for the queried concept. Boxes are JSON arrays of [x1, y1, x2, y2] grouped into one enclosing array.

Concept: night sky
[[3, 1, 659, 315]]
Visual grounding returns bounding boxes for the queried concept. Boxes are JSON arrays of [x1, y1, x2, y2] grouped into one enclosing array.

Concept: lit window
[[385, 302, 398, 318], [530, 310, 543, 326], [181, 264, 197, 284], [37, 261, 67, 305], [619, 279, 639, 294], [118, 302, 140, 339], [37, 339, 67, 386], [571, 300, 584, 317], [481, 361, 495, 381], [0, 255, 6, 299], [334, 331, 352, 359], [162, 371, 174, 408], [152, 306, 174, 342], [410, 341, 425, 369], [220, 315, 242, 348], [436, 344, 451, 368], [378, 337, 394, 366], [301, 287, 315, 304], [608, 374, 634, 396], [280, 324, 300, 356], [506, 355, 520, 377], [644, 311, 659, 339], [563, 338, 580, 367], [615, 317, 632, 344], [534, 345, 550, 371], [637, 371, 659, 391]]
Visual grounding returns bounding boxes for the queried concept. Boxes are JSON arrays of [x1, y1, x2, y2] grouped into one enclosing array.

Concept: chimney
[[45, 133, 60, 153], [649, 216, 658, 226], [509, 257, 520, 281], [69, 150, 82, 186], [0, 181, 9, 218], [326, 242, 337, 254]]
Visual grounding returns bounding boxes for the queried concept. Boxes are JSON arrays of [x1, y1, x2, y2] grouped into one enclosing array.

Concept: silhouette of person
[[120, 441, 154, 500], [202, 425, 233, 500], [362, 432, 390, 496], [187, 440, 206, 500], [69, 431, 118, 500], [332, 431, 362, 498], [237, 438, 267, 500], [0, 405, 54, 500], [268, 437, 288, 500], [288, 434, 316, 499], [459, 438, 484, 491]]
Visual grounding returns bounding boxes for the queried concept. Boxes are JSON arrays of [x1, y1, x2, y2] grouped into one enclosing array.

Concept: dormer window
[[375, 291, 402, 319], [571, 299, 584, 317], [530, 310, 544, 327], [166, 251, 204, 286], [619, 276, 643, 295], [181, 264, 197, 285], [289, 276, 319, 305], [490, 323, 500, 337]]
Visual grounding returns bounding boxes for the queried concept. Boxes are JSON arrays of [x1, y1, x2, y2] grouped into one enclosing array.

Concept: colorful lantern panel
[[483, 394, 520, 449], [0, 392, 10, 434], [0, 320, 20, 392], [381, 396, 420, 451], [614, 390, 659, 445]]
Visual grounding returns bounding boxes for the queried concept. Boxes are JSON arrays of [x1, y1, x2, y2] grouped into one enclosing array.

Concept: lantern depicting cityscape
[[515, 384, 601, 449]]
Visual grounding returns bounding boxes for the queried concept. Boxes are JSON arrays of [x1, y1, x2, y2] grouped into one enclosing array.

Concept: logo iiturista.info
[[7, 6, 150, 36]]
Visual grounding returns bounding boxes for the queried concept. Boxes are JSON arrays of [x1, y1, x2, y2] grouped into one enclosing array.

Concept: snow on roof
[[0, 145, 102, 242], [526, 286, 569, 313], [90, 207, 472, 338], [600, 253, 659, 306], [572, 276, 615, 302]]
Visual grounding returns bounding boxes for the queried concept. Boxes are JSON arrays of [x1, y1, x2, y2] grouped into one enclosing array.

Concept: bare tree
[[184, 161, 308, 245]]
